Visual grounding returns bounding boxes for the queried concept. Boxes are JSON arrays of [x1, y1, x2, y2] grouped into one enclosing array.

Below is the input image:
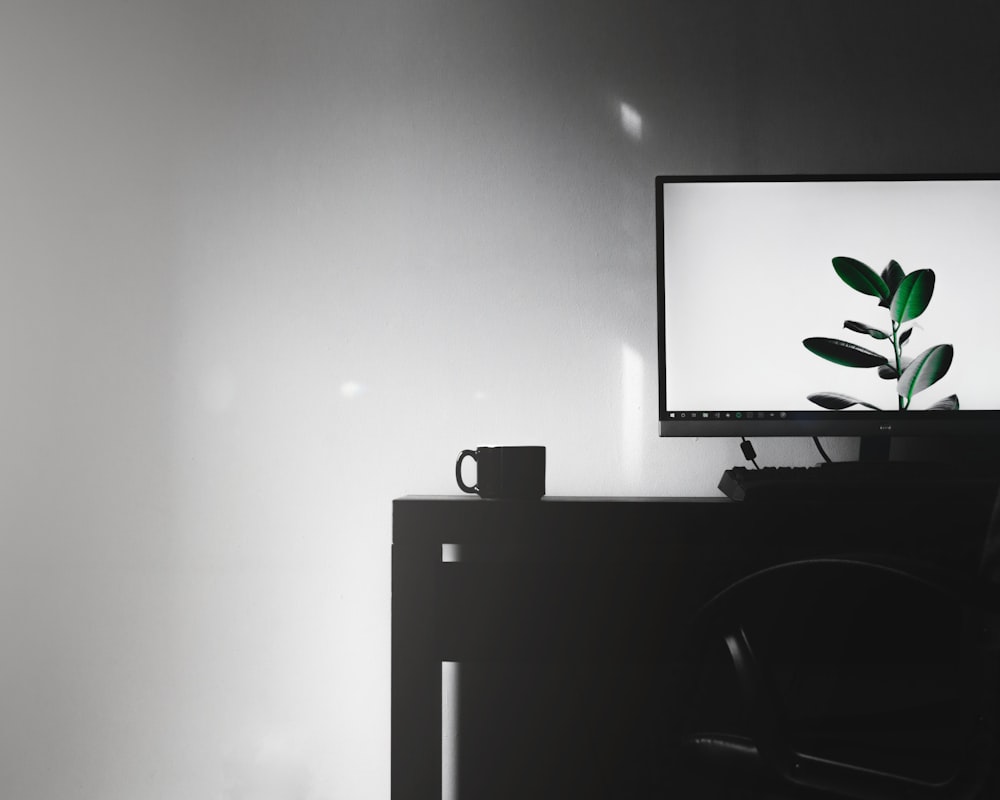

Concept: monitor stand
[[842, 434, 978, 484], [848, 435, 941, 477], [858, 435, 993, 470], [858, 435, 891, 463]]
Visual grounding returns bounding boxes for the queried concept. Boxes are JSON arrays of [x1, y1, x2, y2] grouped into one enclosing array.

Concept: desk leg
[[441, 661, 460, 800], [391, 541, 440, 800]]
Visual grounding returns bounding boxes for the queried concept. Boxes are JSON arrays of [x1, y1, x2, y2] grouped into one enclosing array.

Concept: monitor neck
[[859, 435, 891, 463]]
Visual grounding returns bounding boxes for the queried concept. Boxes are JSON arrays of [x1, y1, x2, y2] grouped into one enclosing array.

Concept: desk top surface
[[393, 494, 992, 574]]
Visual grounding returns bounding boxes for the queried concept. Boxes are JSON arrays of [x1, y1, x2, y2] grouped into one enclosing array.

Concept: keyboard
[[718, 461, 996, 502]]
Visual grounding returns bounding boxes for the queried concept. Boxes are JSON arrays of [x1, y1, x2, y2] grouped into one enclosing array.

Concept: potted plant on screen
[[803, 256, 958, 411]]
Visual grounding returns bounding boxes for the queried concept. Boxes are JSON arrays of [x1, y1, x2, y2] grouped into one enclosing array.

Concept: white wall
[[2, 1, 999, 797]]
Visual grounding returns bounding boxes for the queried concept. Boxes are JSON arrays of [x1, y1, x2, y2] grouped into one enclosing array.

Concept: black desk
[[391, 495, 991, 799]]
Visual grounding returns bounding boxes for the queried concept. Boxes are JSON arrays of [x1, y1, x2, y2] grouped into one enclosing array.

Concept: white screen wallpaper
[[662, 179, 1000, 412]]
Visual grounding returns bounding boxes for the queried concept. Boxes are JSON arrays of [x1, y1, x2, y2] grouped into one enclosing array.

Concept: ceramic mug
[[455, 446, 546, 499]]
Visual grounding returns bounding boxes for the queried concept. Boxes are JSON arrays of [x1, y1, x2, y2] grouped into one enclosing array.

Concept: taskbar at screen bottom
[[659, 410, 1000, 438], [666, 411, 790, 421]]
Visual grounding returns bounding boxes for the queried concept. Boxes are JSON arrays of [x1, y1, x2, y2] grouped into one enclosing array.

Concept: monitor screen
[[657, 174, 1000, 438]]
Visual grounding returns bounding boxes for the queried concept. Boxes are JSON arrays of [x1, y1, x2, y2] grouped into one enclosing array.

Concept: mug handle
[[455, 450, 478, 494]]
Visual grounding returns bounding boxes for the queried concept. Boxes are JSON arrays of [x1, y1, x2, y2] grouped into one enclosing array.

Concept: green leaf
[[807, 392, 882, 411], [897, 343, 953, 400], [878, 365, 899, 380], [844, 320, 890, 340], [899, 327, 913, 346], [832, 257, 891, 301], [803, 337, 889, 368], [927, 394, 960, 411], [890, 269, 935, 323], [881, 260, 906, 295]]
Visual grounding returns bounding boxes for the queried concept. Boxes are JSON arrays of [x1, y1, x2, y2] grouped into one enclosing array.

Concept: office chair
[[679, 496, 1000, 800]]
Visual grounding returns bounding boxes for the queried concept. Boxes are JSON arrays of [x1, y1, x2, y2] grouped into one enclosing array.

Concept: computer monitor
[[656, 174, 1000, 454]]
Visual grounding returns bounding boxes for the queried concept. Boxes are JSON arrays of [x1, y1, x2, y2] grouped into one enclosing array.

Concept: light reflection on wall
[[340, 380, 367, 399], [622, 343, 645, 483], [619, 101, 643, 141]]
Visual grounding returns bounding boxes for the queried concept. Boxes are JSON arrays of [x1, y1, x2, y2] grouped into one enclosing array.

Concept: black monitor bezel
[[656, 172, 1000, 438]]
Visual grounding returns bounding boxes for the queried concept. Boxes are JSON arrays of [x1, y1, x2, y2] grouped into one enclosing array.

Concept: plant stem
[[891, 320, 904, 410]]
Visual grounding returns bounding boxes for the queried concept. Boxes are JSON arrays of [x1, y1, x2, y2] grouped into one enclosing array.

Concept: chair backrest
[[681, 483, 1000, 800], [979, 485, 1000, 587]]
